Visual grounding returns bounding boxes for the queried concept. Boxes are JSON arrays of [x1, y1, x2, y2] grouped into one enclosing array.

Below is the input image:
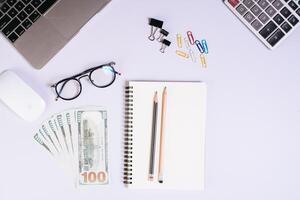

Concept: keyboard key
[[8, 32, 18, 43], [22, 0, 31, 4], [266, 6, 276, 17], [251, 19, 263, 30], [22, 19, 32, 29], [251, 5, 262, 16], [0, 3, 10, 13], [31, 0, 42, 8], [258, 0, 269, 9], [17, 11, 27, 21], [29, 11, 40, 22], [297, 8, 300, 17], [280, 7, 291, 18], [38, 0, 57, 14], [14, 1, 25, 11], [272, 0, 284, 10], [24, 4, 34, 14], [243, 0, 255, 8], [0, 14, 11, 29], [7, 7, 17, 18], [281, 21, 292, 32], [288, 14, 299, 25], [0, 11, 3, 18], [236, 4, 247, 15], [288, 1, 298, 10], [267, 28, 284, 46], [228, 0, 240, 7], [2, 17, 20, 36], [7, 0, 17, 6], [273, 14, 284, 24], [244, 11, 255, 22], [259, 20, 277, 38], [15, 25, 25, 36], [258, 12, 270, 23]]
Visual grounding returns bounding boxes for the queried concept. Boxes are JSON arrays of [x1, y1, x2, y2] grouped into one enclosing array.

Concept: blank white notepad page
[[127, 81, 206, 190]]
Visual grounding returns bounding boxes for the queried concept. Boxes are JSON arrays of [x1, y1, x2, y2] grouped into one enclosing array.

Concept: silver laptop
[[0, 0, 111, 69]]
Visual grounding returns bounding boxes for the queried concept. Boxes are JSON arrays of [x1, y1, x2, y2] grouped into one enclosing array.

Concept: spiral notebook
[[124, 81, 206, 190]]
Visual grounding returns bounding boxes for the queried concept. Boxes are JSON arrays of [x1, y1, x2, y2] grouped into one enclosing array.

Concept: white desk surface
[[0, 0, 300, 199]]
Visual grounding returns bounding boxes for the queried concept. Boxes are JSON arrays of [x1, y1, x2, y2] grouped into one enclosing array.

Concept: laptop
[[0, 0, 111, 69]]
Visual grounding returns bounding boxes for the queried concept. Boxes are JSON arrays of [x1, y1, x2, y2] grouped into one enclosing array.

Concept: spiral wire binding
[[123, 86, 134, 184]]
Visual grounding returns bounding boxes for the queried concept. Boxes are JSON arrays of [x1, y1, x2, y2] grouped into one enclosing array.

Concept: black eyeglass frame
[[51, 62, 120, 101]]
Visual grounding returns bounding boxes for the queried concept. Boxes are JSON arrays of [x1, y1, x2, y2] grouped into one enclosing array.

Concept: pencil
[[158, 87, 167, 183], [148, 91, 158, 181]]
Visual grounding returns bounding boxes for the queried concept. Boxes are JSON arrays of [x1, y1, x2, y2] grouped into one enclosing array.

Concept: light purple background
[[0, 0, 299, 199]]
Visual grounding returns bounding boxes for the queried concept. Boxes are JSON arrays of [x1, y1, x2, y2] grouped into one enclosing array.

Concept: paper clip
[[148, 18, 164, 41], [160, 39, 171, 53], [176, 50, 189, 59], [195, 40, 204, 54], [176, 34, 182, 48], [201, 39, 209, 54], [187, 31, 195, 45], [189, 50, 196, 63], [184, 37, 190, 49], [200, 54, 207, 68], [184, 37, 196, 62]]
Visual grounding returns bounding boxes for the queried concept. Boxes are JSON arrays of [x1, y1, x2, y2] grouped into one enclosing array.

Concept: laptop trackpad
[[14, 17, 67, 69], [45, 0, 108, 39]]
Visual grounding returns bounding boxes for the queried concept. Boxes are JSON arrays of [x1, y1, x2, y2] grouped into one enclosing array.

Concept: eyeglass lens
[[90, 66, 116, 87], [56, 79, 81, 100]]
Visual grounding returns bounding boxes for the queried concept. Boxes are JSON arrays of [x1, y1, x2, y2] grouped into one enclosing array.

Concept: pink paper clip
[[187, 31, 195, 45]]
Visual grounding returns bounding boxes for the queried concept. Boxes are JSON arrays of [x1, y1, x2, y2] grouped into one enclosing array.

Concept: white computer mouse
[[0, 70, 46, 122]]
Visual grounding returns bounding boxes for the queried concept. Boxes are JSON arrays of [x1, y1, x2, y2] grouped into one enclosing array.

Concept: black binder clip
[[157, 29, 169, 42], [148, 18, 164, 41], [160, 39, 171, 53]]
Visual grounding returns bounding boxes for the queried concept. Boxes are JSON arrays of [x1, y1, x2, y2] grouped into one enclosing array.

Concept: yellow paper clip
[[176, 50, 189, 58], [176, 34, 182, 48], [200, 54, 207, 68]]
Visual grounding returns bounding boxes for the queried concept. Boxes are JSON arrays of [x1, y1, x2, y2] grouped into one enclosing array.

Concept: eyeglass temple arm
[[51, 80, 69, 101], [73, 62, 117, 77]]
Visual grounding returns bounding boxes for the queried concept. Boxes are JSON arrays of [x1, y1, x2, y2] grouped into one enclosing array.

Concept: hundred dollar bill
[[35, 125, 74, 180], [76, 109, 109, 186], [34, 131, 54, 155]]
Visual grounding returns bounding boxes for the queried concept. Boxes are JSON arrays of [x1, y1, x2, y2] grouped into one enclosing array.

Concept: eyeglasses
[[51, 62, 120, 101]]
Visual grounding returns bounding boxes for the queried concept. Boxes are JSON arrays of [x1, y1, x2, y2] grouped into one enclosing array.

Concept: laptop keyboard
[[0, 0, 57, 43], [225, 0, 300, 49]]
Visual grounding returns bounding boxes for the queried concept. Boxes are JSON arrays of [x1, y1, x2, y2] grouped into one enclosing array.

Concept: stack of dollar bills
[[34, 107, 109, 187]]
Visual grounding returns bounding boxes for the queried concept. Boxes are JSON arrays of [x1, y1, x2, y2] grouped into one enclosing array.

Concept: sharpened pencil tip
[[154, 91, 158, 102], [148, 176, 154, 181]]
